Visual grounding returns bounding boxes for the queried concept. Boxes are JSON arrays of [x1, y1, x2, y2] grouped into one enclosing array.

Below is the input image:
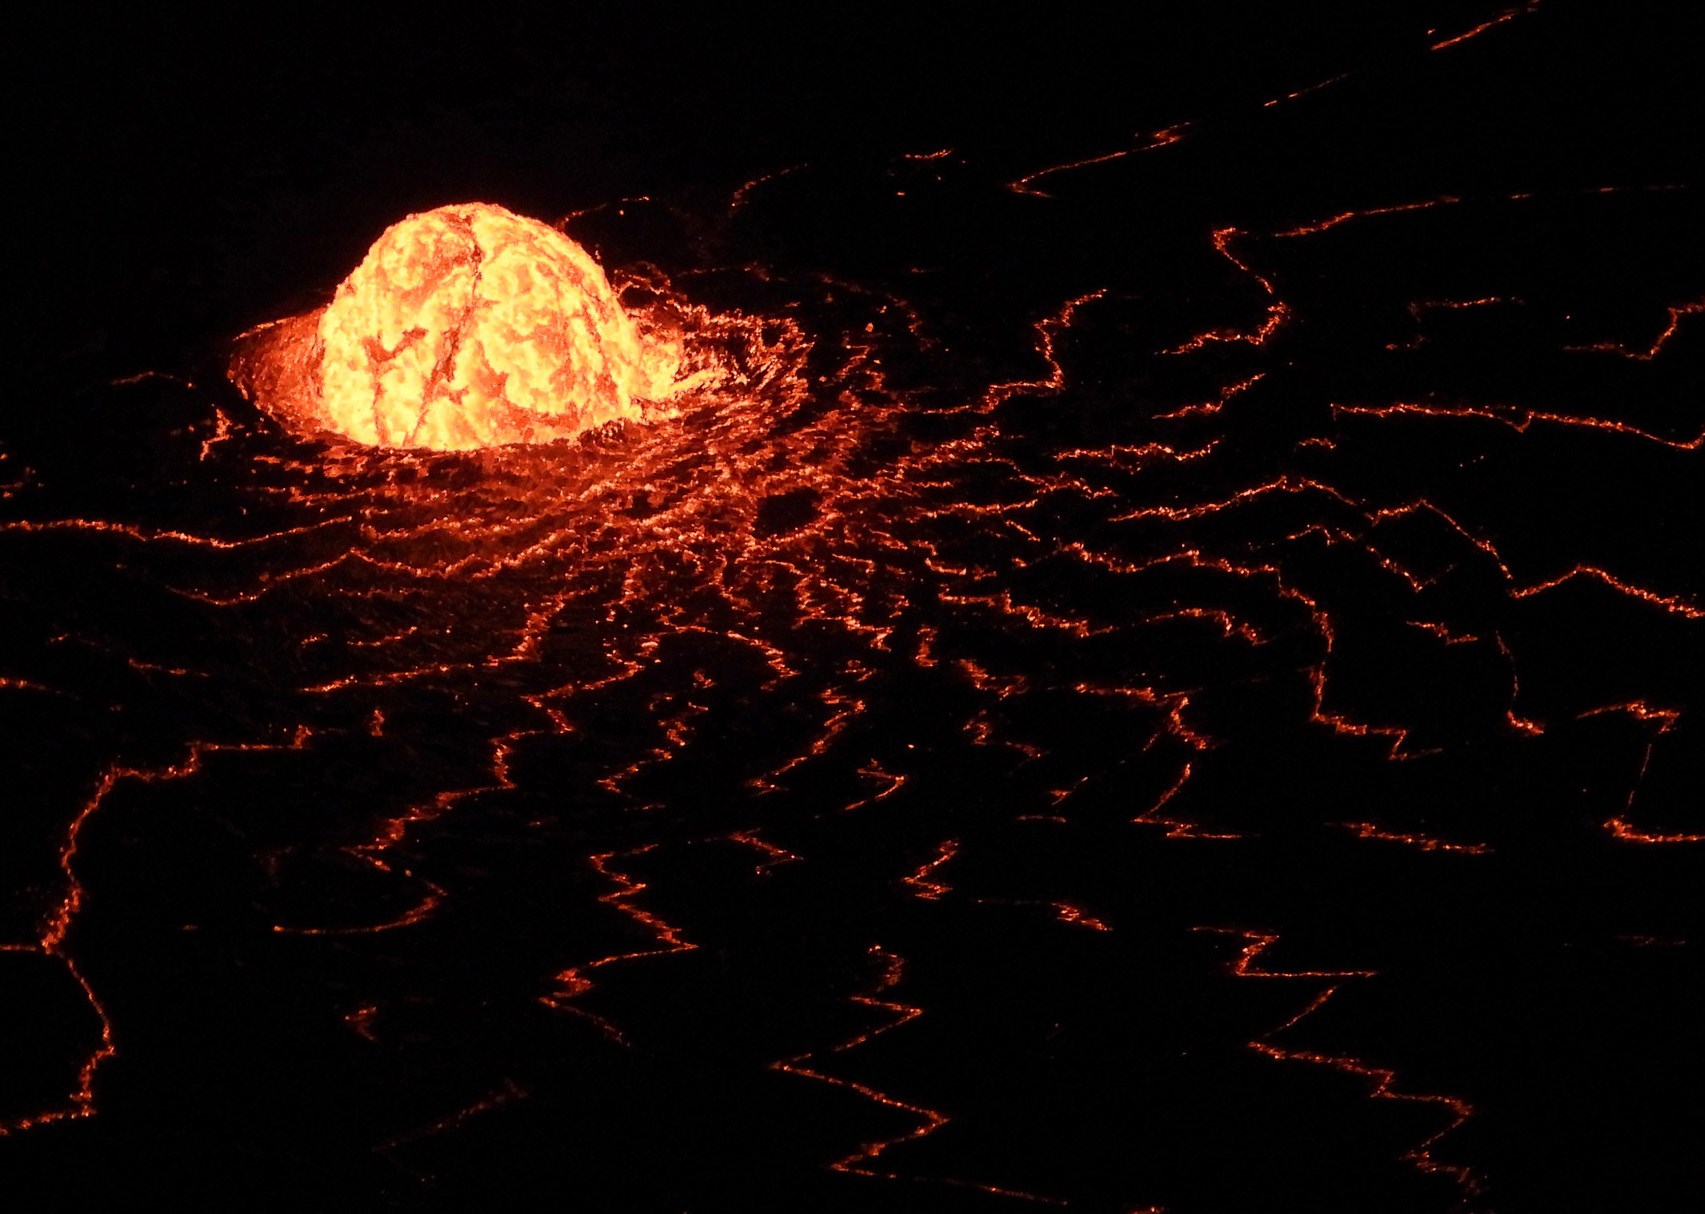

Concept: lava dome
[[242, 202, 685, 451]]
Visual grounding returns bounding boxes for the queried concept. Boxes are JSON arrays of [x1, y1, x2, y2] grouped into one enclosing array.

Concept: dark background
[[18, 3, 1697, 378]]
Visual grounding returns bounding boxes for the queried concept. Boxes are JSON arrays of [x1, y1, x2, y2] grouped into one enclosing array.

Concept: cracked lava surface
[[4, 5, 1701, 1211]]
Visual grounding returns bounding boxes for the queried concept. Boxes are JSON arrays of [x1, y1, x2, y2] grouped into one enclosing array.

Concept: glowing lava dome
[[236, 202, 688, 450]]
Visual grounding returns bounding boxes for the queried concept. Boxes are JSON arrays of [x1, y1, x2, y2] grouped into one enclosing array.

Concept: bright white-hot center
[[312, 202, 682, 450]]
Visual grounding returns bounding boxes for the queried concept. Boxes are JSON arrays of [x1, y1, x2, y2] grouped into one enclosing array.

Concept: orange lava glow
[[771, 944, 1069, 1206], [1199, 927, 1481, 1193], [235, 202, 696, 450]]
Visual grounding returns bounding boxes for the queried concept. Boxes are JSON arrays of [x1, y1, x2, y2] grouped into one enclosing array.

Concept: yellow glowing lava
[[297, 202, 683, 450]]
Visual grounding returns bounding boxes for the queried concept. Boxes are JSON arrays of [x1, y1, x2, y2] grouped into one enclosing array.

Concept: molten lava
[[238, 202, 688, 450]]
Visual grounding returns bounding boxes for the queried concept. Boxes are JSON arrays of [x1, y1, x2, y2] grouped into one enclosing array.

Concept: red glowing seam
[[1008, 125, 1194, 198], [769, 944, 940, 1162], [273, 697, 575, 937], [41, 730, 307, 951], [921, 553, 1004, 580], [1562, 297, 1705, 361], [542, 845, 700, 1045], [299, 662, 470, 694], [173, 552, 404, 608], [0, 674, 63, 693], [1490, 632, 1546, 736], [1151, 523, 1458, 757], [344, 1004, 380, 1041], [1164, 190, 1671, 364], [1071, 684, 1214, 752], [1142, 608, 1265, 644], [121, 655, 210, 678], [1003, 517, 1049, 545], [1063, 549, 1339, 749], [718, 628, 799, 686], [965, 711, 1046, 761], [595, 747, 673, 797], [1368, 503, 1704, 624], [896, 836, 1111, 929], [1331, 822, 1493, 854], [973, 897, 1113, 932], [1273, 198, 1457, 240], [1407, 295, 1522, 318], [927, 464, 1126, 508], [799, 267, 939, 347], [1429, 1, 1544, 52], [729, 163, 808, 212], [1046, 776, 1091, 809], [901, 839, 959, 901], [792, 575, 895, 648], [1406, 620, 1482, 645], [108, 370, 196, 389], [1186, 219, 1282, 288], [1579, 702, 1701, 843], [1132, 761, 1242, 840], [1154, 372, 1268, 420], [1281, 521, 1357, 549], [747, 684, 871, 794], [842, 760, 910, 814], [1059, 539, 1212, 577], [1204, 929, 1381, 984], [1199, 926, 1481, 1195], [1366, 501, 1504, 567], [1372, 551, 1433, 594], [951, 654, 1031, 695], [1013, 62, 1363, 199], [1261, 72, 1351, 107], [1511, 566, 1704, 619], [652, 692, 711, 750], [346, 625, 423, 649], [196, 403, 237, 462], [1054, 438, 1221, 467], [771, 945, 1068, 1205], [1108, 474, 1357, 524], [1307, 664, 1440, 760], [376, 1077, 528, 1151], [902, 147, 955, 161], [1281, 522, 1443, 593], [1163, 303, 1288, 354], [298, 597, 585, 694], [160, 498, 734, 606], [270, 854, 447, 937], [1603, 819, 1703, 845], [1578, 700, 1682, 731], [726, 829, 802, 875], [1, 729, 314, 1136], [0, 953, 115, 1136], [557, 195, 654, 224], [1331, 400, 1703, 451], [0, 515, 345, 549], [959, 290, 1107, 414]]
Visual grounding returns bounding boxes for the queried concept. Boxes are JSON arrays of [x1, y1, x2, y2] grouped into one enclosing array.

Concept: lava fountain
[[232, 202, 697, 450]]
